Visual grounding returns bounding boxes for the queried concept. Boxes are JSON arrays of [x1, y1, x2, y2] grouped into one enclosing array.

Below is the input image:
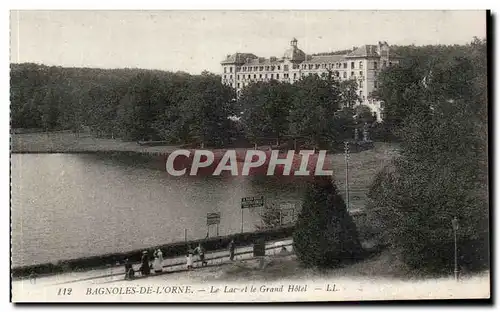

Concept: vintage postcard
[[10, 10, 490, 302]]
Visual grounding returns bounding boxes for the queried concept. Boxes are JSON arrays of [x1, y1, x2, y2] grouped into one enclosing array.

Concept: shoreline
[[12, 209, 378, 279], [11, 225, 296, 279]]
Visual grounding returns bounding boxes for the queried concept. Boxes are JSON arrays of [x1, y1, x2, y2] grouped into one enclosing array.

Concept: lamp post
[[451, 217, 459, 281], [344, 141, 350, 211]]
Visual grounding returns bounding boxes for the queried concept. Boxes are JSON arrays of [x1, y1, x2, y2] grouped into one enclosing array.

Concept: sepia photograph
[[9, 9, 490, 303]]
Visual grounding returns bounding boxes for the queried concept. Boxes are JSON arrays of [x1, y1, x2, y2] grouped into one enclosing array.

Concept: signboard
[[253, 238, 266, 257], [206, 212, 221, 225], [241, 195, 265, 209]]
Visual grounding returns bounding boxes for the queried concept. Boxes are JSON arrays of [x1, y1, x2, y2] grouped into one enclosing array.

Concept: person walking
[[186, 245, 194, 270], [152, 249, 163, 274], [29, 271, 37, 284], [228, 239, 236, 261], [140, 251, 151, 276], [194, 243, 208, 267], [124, 259, 135, 280], [156, 249, 164, 266]]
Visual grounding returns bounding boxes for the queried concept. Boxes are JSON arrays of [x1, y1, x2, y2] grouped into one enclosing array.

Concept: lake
[[11, 153, 307, 267]]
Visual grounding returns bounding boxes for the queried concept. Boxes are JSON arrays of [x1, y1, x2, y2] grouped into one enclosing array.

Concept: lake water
[[11, 153, 308, 267]]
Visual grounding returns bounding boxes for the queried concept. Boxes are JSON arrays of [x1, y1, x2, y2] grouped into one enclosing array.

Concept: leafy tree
[[167, 72, 236, 147], [367, 38, 488, 274], [293, 176, 363, 268], [239, 81, 294, 145], [256, 203, 283, 230], [288, 74, 343, 149], [355, 105, 375, 124], [339, 79, 361, 109]]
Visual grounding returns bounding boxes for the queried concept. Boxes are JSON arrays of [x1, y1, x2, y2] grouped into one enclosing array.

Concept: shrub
[[293, 176, 363, 268]]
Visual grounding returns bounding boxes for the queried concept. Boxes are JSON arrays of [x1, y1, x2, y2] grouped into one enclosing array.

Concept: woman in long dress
[[153, 249, 163, 273], [140, 251, 151, 276], [186, 248, 193, 270]]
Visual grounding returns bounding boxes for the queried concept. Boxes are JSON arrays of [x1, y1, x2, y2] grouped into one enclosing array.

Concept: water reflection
[[11, 153, 307, 267]]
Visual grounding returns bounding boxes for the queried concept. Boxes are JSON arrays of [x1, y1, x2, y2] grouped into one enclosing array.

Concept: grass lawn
[[11, 132, 180, 153], [329, 142, 399, 212]]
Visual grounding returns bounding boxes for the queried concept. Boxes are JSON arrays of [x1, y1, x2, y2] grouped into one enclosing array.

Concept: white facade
[[221, 38, 400, 121]]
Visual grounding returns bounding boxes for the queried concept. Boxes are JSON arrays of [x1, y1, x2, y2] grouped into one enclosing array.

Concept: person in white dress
[[152, 249, 163, 273], [186, 247, 194, 270]]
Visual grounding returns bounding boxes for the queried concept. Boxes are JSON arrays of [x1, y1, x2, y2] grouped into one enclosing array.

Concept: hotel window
[[265, 66, 269, 71], [259, 66, 264, 71], [230, 75, 232, 80], [374, 81, 378, 88], [254, 74, 257, 78], [321, 64, 326, 69], [248, 74, 251, 79], [351, 72, 354, 77], [335, 71, 339, 77], [343, 63, 347, 69], [284, 65, 289, 71], [337, 63, 340, 68], [359, 71, 363, 76], [271, 74, 274, 79], [374, 62, 378, 69], [315, 64, 320, 69], [308, 64, 313, 70], [237, 83, 240, 88], [303, 64, 307, 69], [276, 74, 279, 79], [265, 74, 268, 78], [351, 62, 355, 69], [277, 66, 281, 70], [293, 73, 297, 79], [359, 61, 363, 69], [224, 67, 227, 73], [237, 75, 240, 80], [224, 75, 226, 79], [259, 74, 262, 78], [272, 66, 276, 70], [254, 66, 258, 71], [230, 67, 233, 73], [343, 72, 347, 78]]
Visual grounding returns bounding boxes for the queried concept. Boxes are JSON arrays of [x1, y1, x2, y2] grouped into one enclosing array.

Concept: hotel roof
[[221, 53, 259, 64], [303, 55, 346, 64]]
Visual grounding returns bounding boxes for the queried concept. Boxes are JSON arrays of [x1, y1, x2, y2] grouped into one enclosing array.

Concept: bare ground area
[[12, 249, 490, 302]]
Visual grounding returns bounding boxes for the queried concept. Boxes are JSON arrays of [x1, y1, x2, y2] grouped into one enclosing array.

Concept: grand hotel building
[[221, 38, 400, 121]]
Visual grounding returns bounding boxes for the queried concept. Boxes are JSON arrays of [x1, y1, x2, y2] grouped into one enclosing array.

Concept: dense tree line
[[10, 38, 486, 151], [10, 64, 364, 148], [11, 64, 238, 146], [367, 37, 488, 274]]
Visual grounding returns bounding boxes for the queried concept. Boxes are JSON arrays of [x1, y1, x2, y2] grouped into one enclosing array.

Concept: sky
[[10, 10, 486, 74]]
